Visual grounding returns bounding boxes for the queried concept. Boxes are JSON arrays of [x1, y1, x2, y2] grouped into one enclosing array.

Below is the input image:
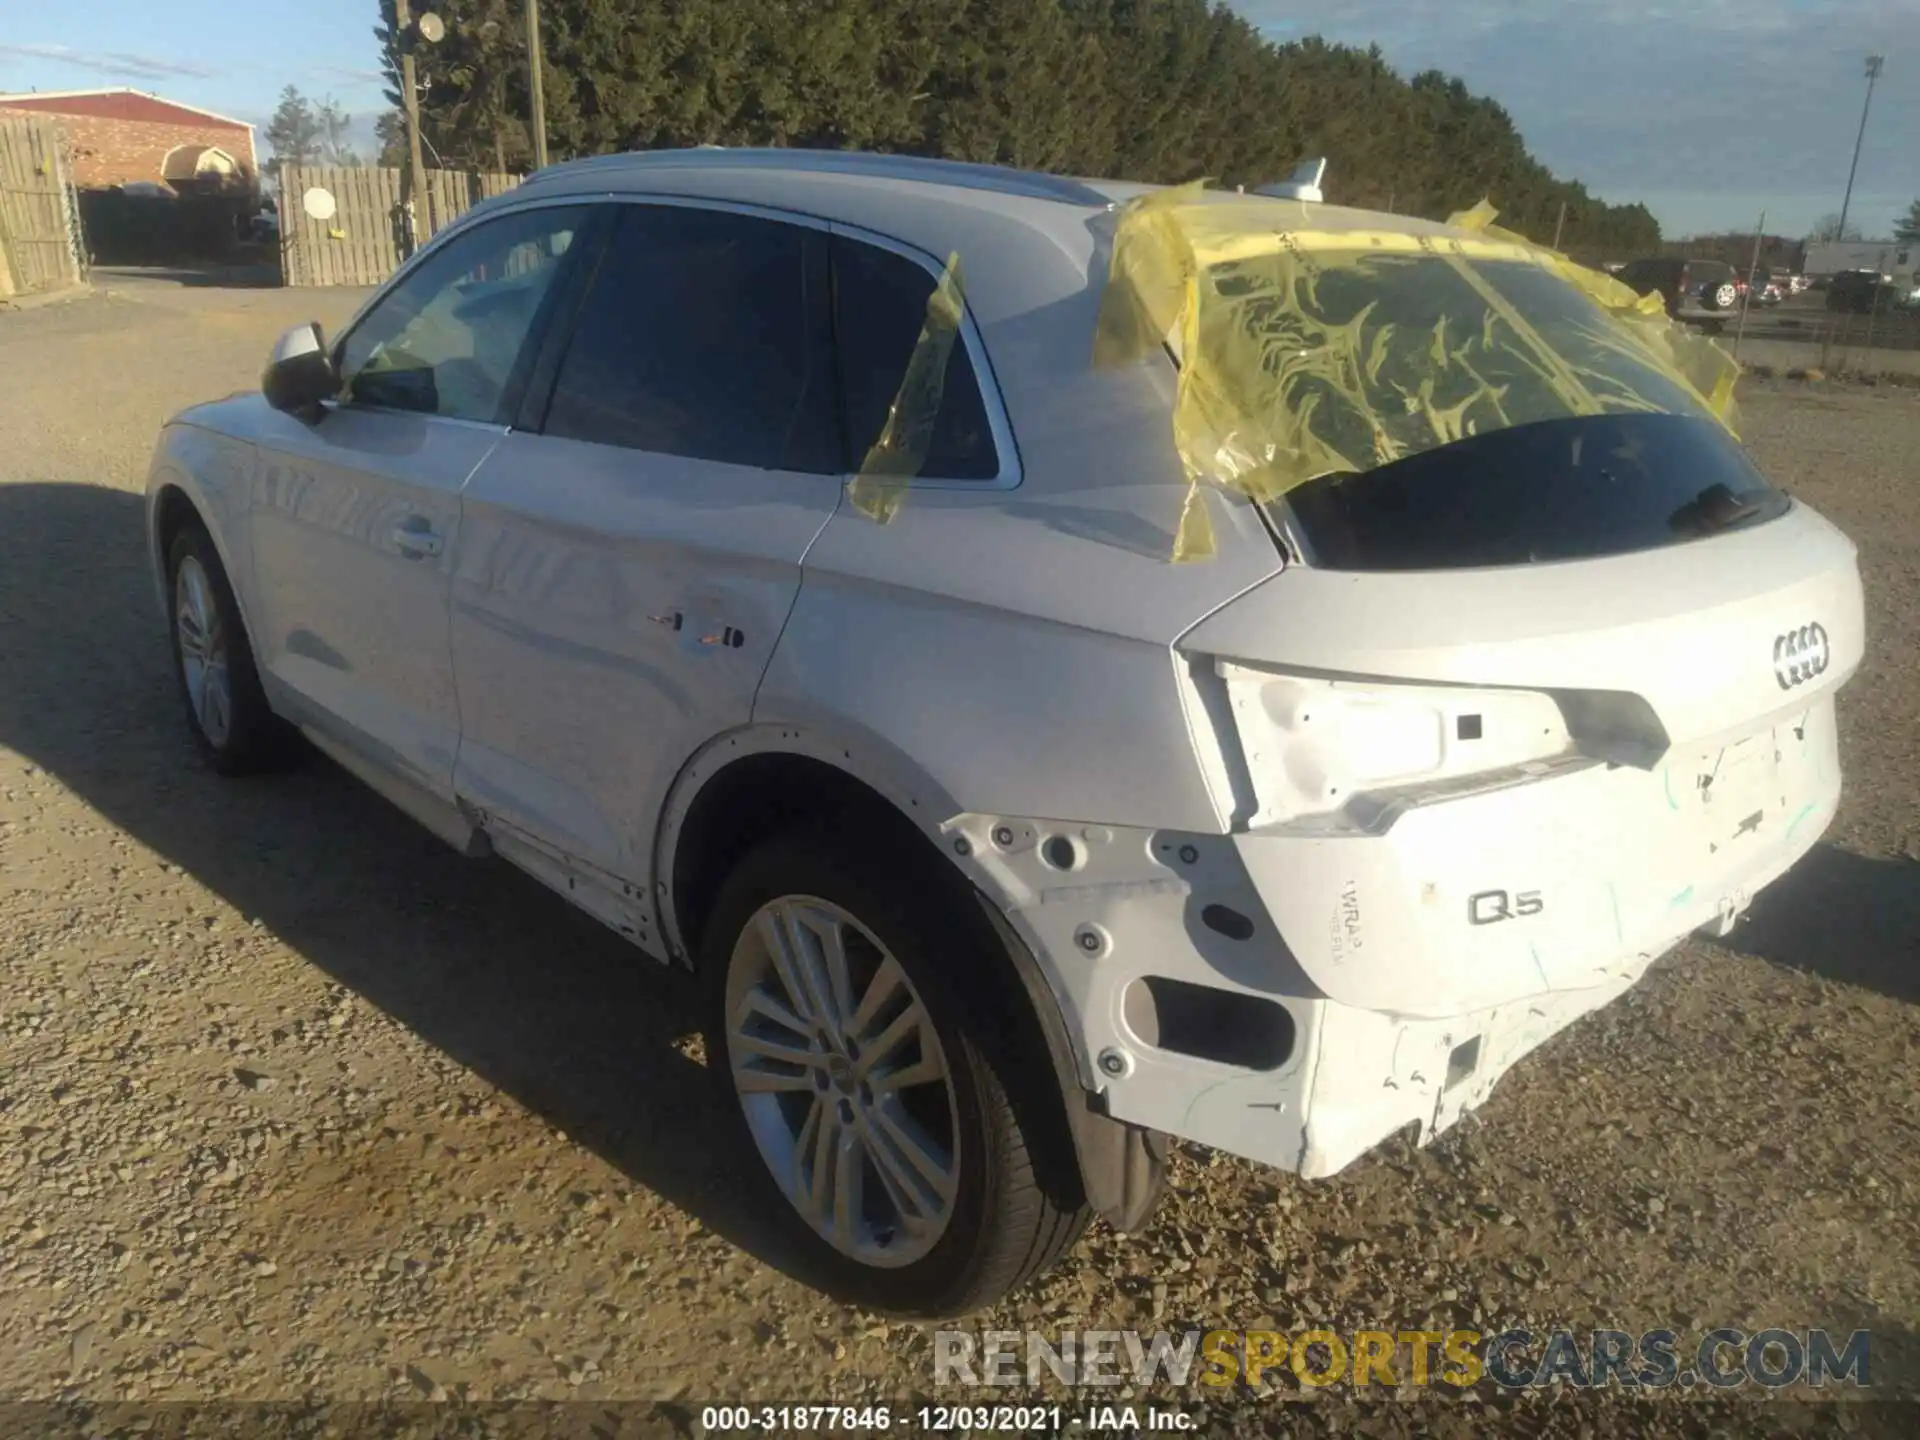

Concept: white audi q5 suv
[[145, 148, 1863, 1316]]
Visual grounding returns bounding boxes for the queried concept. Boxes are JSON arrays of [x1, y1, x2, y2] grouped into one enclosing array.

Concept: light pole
[[1836, 55, 1884, 241], [525, 0, 549, 170], [391, 3, 444, 256]]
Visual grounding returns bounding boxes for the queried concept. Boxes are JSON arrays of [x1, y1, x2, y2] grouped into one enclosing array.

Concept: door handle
[[391, 522, 444, 559]]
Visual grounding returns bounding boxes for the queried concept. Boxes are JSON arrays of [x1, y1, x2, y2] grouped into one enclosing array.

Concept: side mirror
[[262, 322, 337, 418]]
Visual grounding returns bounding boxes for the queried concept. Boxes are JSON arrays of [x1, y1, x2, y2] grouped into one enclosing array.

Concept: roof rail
[[522, 147, 1113, 207]]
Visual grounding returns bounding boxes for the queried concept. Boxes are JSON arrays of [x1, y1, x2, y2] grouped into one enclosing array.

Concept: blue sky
[[2, 0, 1915, 239]]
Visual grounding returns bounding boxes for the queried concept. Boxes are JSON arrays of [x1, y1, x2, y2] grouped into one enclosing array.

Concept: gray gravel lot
[[1, 274, 1916, 1428]]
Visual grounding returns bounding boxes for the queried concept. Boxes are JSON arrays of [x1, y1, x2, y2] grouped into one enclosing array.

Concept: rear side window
[[832, 236, 1001, 480], [542, 205, 840, 473]]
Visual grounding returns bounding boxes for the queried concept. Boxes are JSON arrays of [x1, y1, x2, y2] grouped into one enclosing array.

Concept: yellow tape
[[1446, 199, 1741, 430], [847, 251, 967, 525], [1091, 179, 1209, 370], [1095, 190, 1744, 563]]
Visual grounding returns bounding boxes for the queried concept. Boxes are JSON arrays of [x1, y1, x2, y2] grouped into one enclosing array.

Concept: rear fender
[[653, 721, 1170, 1230]]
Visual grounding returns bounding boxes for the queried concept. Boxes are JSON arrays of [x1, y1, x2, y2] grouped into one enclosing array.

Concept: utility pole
[[394, 0, 429, 255], [1733, 209, 1766, 363], [1837, 55, 1884, 241], [1552, 199, 1568, 252], [526, 0, 550, 170]]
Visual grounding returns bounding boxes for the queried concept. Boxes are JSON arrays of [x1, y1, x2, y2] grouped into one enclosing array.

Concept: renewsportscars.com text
[[933, 1327, 1872, 1390]]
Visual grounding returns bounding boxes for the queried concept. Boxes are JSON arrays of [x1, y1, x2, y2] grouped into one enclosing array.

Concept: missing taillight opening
[[1123, 976, 1296, 1071]]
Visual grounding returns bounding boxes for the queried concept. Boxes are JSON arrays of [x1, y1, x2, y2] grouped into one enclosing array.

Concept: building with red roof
[[0, 87, 257, 191]]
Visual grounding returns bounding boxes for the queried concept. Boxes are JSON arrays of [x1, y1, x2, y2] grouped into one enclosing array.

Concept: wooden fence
[[278, 164, 520, 287], [0, 113, 85, 299]]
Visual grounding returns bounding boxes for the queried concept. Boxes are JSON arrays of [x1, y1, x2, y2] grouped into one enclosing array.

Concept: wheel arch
[[656, 722, 1170, 1233], [148, 468, 256, 642], [655, 720, 963, 969], [152, 481, 201, 572]]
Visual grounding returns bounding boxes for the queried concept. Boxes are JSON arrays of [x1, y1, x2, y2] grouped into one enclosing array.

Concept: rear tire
[[700, 826, 1089, 1317], [165, 520, 301, 775]]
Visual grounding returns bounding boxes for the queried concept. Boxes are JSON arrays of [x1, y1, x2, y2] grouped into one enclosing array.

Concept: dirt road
[[2, 275, 1916, 1425]]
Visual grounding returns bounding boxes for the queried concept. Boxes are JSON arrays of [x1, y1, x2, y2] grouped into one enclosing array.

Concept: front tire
[[701, 827, 1088, 1316], [166, 520, 300, 775]]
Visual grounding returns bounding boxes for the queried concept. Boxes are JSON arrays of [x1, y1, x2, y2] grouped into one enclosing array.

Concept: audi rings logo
[[1773, 622, 1830, 690]]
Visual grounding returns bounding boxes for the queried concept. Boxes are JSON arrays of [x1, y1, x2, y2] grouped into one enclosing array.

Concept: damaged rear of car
[[1019, 186, 1864, 1180]]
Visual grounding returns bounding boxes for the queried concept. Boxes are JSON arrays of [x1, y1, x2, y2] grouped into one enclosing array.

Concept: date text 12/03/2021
[[699, 1405, 1198, 1432]]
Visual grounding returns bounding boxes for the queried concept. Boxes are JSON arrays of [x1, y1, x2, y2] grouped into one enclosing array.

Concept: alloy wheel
[[175, 554, 232, 748], [723, 895, 961, 1268]]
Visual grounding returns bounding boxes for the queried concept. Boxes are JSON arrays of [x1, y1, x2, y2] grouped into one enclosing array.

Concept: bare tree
[[1809, 212, 1864, 243], [315, 96, 360, 166]]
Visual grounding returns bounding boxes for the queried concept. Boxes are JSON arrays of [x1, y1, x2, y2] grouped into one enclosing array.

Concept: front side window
[[338, 205, 587, 423], [541, 204, 840, 473]]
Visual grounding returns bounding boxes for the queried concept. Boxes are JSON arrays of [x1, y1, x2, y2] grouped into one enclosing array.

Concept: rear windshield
[[1199, 251, 1715, 474], [1285, 413, 1788, 570], [1195, 250, 1782, 569]]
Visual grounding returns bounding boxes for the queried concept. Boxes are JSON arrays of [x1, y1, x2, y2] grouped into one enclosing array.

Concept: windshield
[[1284, 412, 1788, 571], [1093, 187, 1744, 561], [1196, 250, 1715, 487]]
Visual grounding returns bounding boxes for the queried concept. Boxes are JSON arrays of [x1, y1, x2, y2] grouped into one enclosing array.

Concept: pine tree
[[377, 0, 1663, 250], [263, 86, 324, 176], [1894, 200, 1920, 244]]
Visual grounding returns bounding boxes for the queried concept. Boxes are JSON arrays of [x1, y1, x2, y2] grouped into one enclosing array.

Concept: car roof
[[510, 148, 1484, 271], [522, 146, 1119, 207]]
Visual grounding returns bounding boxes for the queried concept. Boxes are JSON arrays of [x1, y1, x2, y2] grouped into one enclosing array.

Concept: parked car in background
[[1615, 256, 1744, 327], [1745, 266, 1784, 306], [142, 149, 1865, 1316], [1825, 268, 1911, 314]]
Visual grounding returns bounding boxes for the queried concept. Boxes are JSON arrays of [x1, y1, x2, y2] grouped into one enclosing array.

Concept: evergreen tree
[[1894, 200, 1919, 244], [264, 86, 324, 176], [376, 0, 1664, 251]]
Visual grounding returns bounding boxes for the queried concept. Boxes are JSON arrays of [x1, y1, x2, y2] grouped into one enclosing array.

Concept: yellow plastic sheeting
[[847, 251, 967, 525], [1094, 191, 1743, 562], [1446, 200, 1740, 432]]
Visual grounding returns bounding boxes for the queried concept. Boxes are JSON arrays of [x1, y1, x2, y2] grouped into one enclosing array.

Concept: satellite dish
[[417, 12, 446, 43], [302, 186, 337, 221]]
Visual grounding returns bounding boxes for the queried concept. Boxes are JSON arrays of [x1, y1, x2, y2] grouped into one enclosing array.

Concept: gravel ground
[[1, 275, 1917, 1431]]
